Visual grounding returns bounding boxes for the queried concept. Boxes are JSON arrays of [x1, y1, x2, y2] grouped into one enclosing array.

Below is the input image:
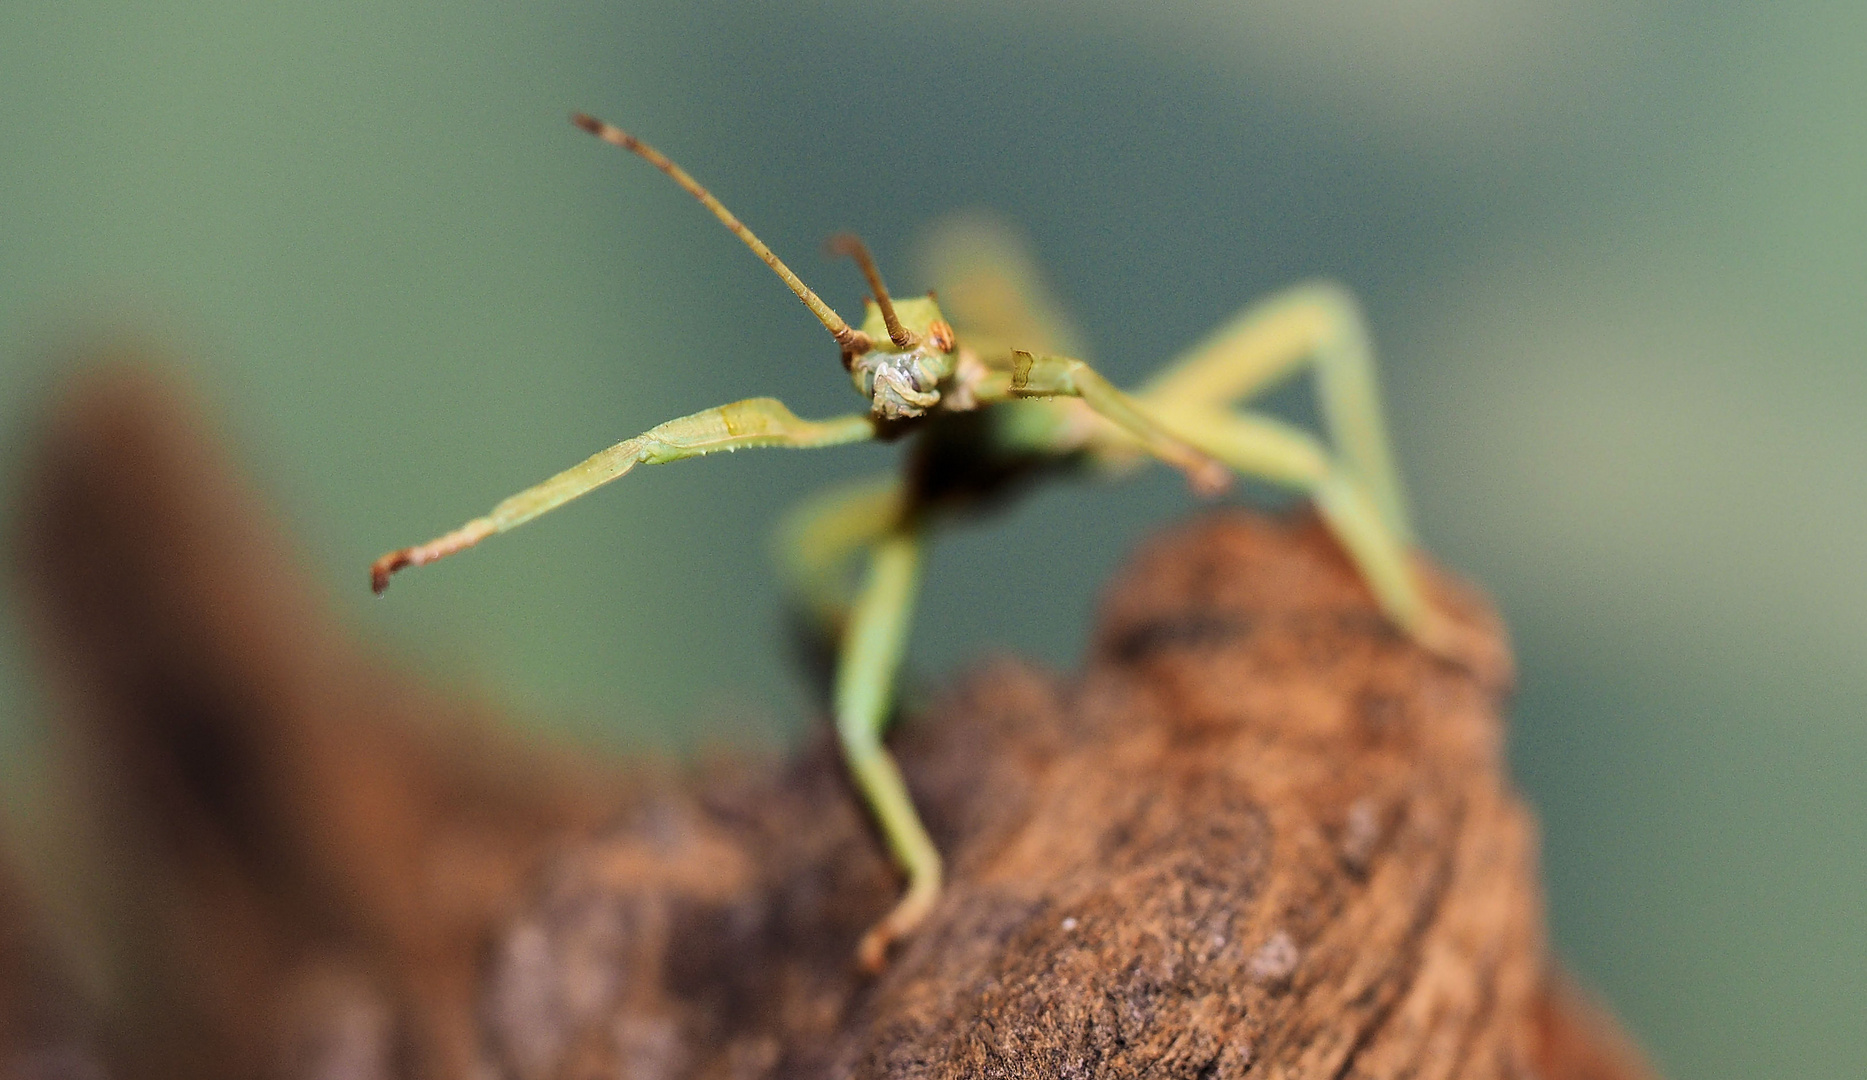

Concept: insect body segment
[[374, 112, 1452, 969]]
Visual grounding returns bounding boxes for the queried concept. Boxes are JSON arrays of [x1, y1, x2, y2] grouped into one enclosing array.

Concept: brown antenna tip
[[827, 234, 915, 349]]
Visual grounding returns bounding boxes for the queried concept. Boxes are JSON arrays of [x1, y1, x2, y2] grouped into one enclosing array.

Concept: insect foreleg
[[372, 398, 875, 591], [835, 526, 942, 972], [1142, 405, 1456, 654], [1006, 352, 1230, 495], [1139, 282, 1412, 543], [1005, 347, 1454, 655]]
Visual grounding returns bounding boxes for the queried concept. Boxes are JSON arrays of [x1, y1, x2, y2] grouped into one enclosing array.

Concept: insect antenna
[[827, 234, 917, 348], [571, 112, 869, 353]]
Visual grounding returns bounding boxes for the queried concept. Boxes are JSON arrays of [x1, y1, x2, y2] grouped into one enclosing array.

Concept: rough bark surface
[[5, 363, 1658, 1080]]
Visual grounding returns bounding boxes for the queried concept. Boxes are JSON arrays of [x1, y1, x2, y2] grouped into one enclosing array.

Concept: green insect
[[373, 111, 1460, 970]]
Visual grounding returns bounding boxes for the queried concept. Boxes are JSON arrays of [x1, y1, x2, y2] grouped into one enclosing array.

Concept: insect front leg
[[1139, 408, 1439, 643], [834, 525, 942, 972], [1011, 349, 1464, 659], [1006, 352, 1232, 495], [1139, 281, 1413, 542], [1131, 284, 1493, 658], [372, 398, 875, 590]]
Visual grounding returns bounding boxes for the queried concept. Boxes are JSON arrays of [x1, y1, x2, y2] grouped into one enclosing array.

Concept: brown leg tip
[[569, 112, 600, 135], [370, 550, 412, 595], [1187, 458, 1233, 499], [854, 880, 940, 974], [855, 927, 892, 975]]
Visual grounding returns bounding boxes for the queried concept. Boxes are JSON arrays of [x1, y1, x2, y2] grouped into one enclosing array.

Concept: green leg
[[834, 527, 942, 971], [1138, 282, 1413, 543], [773, 473, 904, 635], [1007, 349, 1450, 653], [1142, 405, 1457, 653], [374, 397, 875, 590], [1007, 351, 1231, 495]]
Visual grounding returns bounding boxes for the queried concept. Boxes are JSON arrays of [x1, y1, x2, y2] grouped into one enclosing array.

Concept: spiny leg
[[372, 398, 875, 590], [835, 526, 941, 972], [1139, 281, 1413, 543]]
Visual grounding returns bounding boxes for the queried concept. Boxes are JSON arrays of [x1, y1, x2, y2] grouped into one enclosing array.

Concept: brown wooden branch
[[5, 361, 1657, 1080]]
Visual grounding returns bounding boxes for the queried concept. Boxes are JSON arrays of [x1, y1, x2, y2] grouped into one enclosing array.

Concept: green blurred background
[[2, 2, 1862, 1075]]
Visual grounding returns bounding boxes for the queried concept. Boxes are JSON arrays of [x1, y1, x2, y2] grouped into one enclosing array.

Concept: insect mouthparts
[[852, 350, 941, 419]]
